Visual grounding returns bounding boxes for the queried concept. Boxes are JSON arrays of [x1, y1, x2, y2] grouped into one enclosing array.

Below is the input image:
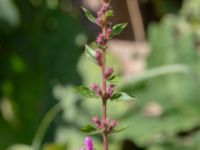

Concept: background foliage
[[0, 0, 200, 150]]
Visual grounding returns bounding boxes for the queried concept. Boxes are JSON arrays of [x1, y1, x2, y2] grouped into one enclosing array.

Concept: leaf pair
[[75, 85, 137, 102], [75, 86, 96, 98], [82, 124, 129, 135], [82, 7, 127, 38]]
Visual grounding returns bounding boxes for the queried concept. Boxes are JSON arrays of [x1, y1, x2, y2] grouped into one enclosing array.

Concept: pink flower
[[105, 67, 114, 79], [96, 33, 105, 45], [106, 27, 112, 39], [106, 84, 115, 98], [80, 137, 94, 150], [92, 116, 102, 128], [96, 2, 111, 26], [95, 49, 102, 66], [91, 83, 102, 96], [84, 137, 94, 150]]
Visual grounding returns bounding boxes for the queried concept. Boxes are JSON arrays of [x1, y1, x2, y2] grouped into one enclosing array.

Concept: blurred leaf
[[81, 125, 103, 135], [81, 7, 96, 24], [42, 143, 66, 150], [110, 92, 137, 102], [74, 86, 96, 98], [85, 44, 97, 65], [7, 145, 34, 150], [111, 23, 127, 38], [110, 126, 129, 134], [106, 10, 114, 17], [108, 75, 121, 84], [119, 64, 191, 90], [0, 0, 20, 26]]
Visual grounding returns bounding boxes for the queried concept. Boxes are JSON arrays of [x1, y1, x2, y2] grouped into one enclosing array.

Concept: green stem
[[32, 103, 62, 150]]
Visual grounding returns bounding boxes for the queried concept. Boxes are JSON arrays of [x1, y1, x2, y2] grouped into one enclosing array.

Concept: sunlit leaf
[[81, 7, 96, 24], [85, 44, 97, 65], [106, 10, 114, 17], [75, 86, 96, 98], [111, 23, 127, 38]]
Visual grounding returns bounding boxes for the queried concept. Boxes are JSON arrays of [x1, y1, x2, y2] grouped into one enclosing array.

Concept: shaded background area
[[1, 0, 200, 150]]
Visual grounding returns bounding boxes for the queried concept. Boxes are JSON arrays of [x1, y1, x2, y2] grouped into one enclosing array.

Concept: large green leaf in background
[[118, 14, 200, 149]]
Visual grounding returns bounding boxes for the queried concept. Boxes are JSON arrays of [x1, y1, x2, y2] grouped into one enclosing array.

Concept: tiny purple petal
[[92, 116, 102, 128], [105, 67, 114, 79], [106, 84, 115, 98], [106, 27, 112, 39], [110, 120, 118, 129], [91, 83, 102, 96], [96, 33, 105, 45], [85, 137, 94, 150], [95, 49, 102, 66]]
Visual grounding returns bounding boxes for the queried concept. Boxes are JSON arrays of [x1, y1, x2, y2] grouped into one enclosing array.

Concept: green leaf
[[108, 75, 121, 84], [110, 126, 129, 134], [81, 125, 103, 135], [74, 86, 96, 98], [81, 7, 96, 24], [85, 44, 97, 64], [106, 10, 114, 17], [118, 64, 191, 90], [111, 23, 128, 38], [110, 92, 137, 102]]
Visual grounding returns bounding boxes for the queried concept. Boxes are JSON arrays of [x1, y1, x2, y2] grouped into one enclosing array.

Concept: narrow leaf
[[85, 44, 97, 64], [81, 7, 96, 24], [108, 75, 121, 84], [110, 126, 129, 134], [81, 125, 96, 133], [75, 86, 96, 98], [81, 125, 103, 135], [111, 23, 128, 38], [110, 92, 137, 102]]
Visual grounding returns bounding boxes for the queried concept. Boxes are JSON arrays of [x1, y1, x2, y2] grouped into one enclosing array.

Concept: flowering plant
[[76, 0, 136, 150]]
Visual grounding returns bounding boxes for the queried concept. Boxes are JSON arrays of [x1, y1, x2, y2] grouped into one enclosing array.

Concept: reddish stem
[[101, 1, 109, 149], [102, 49, 108, 150]]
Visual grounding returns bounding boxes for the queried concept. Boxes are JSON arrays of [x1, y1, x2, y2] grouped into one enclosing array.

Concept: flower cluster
[[91, 82, 115, 99], [81, 137, 94, 150], [96, 2, 112, 53], [97, 2, 111, 27], [92, 116, 118, 133]]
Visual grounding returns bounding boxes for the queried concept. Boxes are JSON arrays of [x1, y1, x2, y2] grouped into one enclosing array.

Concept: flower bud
[[106, 84, 115, 98], [101, 3, 110, 14], [96, 2, 111, 26], [97, 17, 103, 26], [102, 117, 109, 129], [96, 33, 105, 45], [91, 83, 102, 96], [92, 116, 101, 128], [106, 27, 112, 39], [110, 120, 118, 130], [95, 49, 102, 66], [105, 67, 113, 79]]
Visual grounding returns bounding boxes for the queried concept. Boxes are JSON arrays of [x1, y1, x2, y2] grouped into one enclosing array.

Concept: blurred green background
[[1, 0, 200, 150]]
